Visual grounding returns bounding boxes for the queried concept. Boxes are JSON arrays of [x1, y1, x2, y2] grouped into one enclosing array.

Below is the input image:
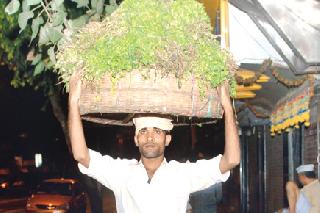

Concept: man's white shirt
[[78, 149, 230, 213]]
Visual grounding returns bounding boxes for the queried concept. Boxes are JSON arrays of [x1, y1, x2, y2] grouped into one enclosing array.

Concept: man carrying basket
[[68, 71, 240, 213]]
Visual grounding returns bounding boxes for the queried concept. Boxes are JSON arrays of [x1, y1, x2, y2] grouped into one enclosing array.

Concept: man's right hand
[[218, 81, 240, 174], [68, 71, 82, 104], [68, 71, 90, 168], [217, 81, 232, 112]]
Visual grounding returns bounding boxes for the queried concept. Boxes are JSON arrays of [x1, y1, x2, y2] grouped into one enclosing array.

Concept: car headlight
[[55, 203, 70, 210], [1, 182, 9, 189]]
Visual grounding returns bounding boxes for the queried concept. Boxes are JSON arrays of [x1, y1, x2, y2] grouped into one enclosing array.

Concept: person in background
[[279, 164, 320, 213]]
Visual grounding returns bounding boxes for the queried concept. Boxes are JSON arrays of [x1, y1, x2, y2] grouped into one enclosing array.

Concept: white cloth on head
[[78, 149, 230, 213], [133, 116, 173, 134], [296, 164, 314, 173]]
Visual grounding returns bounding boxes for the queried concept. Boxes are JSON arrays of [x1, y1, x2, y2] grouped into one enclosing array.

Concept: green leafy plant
[[55, 0, 236, 95], [3, 0, 119, 87], [2, 0, 120, 153]]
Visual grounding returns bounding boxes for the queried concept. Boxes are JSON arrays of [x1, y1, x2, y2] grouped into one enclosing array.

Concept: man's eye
[[139, 129, 147, 134], [155, 129, 163, 134]]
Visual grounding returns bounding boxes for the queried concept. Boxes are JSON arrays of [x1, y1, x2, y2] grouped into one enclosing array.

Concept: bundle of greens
[[55, 0, 236, 95]]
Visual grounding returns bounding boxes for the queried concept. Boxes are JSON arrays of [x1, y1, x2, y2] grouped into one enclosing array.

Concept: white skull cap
[[296, 164, 314, 174], [133, 116, 173, 134]]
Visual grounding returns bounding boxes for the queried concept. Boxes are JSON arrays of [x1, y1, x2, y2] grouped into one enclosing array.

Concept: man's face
[[298, 174, 307, 185], [134, 127, 171, 158]]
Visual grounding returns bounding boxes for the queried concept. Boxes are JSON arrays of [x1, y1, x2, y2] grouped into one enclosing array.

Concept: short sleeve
[[78, 149, 137, 190], [184, 154, 230, 193]]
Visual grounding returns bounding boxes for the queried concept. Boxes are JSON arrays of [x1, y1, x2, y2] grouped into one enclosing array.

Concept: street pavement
[[0, 197, 27, 213]]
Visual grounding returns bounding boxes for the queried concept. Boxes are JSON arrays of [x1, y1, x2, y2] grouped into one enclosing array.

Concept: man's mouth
[[144, 143, 156, 148]]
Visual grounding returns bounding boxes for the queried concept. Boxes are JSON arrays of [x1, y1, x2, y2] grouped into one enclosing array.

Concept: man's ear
[[165, 135, 172, 146], [134, 135, 139, 146]]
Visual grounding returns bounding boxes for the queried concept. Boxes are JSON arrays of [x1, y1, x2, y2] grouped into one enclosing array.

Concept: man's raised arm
[[218, 83, 240, 174], [68, 72, 90, 168]]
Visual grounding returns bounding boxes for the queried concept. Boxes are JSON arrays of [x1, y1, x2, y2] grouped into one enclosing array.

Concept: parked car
[[0, 168, 25, 195], [25, 178, 87, 213]]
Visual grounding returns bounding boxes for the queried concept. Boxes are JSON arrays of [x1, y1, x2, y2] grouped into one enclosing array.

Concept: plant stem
[[32, 4, 42, 12], [41, 1, 52, 22]]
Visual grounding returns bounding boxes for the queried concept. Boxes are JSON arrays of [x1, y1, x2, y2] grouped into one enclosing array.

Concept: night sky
[[0, 65, 66, 163]]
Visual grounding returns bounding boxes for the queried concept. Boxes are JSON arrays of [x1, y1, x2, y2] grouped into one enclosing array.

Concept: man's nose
[[147, 131, 154, 141]]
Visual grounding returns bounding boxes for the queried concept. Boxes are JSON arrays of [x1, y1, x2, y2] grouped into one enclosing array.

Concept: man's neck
[[141, 156, 165, 179]]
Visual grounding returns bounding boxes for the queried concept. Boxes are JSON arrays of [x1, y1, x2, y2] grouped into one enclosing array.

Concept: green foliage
[[2, 0, 235, 96], [1, 0, 118, 91], [5, 0, 20, 15], [0, 0, 30, 87], [72, 0, 89, 8], [30, 16, 44, 42], [56, 0, 235, 95], [1, 1, 20, 60], [26, 0, 42, 6], [18, 11, 34, 32]]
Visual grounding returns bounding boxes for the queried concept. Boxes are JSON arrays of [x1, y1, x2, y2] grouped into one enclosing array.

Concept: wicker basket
[[80, 70, 223, 125]]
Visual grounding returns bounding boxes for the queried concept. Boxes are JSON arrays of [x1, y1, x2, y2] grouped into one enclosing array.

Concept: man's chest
[[120, 166, 190, 203]]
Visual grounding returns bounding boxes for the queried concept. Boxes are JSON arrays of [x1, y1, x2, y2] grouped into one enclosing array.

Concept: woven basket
[[80, 70, 223, 125]]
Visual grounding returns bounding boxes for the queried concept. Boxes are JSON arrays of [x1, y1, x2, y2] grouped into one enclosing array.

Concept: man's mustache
[[143, 142, 156, 148]]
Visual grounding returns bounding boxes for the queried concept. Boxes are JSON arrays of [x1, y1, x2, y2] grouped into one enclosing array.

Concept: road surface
[[0, 196, 27, 213]]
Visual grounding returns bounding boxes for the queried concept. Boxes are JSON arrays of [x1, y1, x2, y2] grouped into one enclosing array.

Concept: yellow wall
[[197, 0, 220, 28], [198, 0, 229, 48]]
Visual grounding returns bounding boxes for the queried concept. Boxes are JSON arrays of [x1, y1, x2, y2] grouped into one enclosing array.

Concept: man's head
[[296, 164, 316, 185], [133, 116, 173, 159]]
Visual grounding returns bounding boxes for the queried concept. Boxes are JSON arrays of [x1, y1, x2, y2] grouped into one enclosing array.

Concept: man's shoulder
[[90, 150, 139, 166], [112, 157, 139, 165], [303, 180, 320, 194], [167, 155, 222, 165], [314, 179, 320, 190]]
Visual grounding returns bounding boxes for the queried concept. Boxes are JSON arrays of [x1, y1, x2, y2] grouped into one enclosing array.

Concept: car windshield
[[36, 182, 72, 196]]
